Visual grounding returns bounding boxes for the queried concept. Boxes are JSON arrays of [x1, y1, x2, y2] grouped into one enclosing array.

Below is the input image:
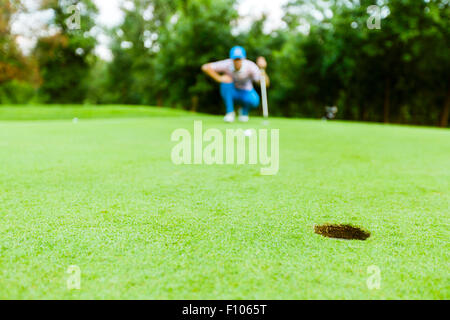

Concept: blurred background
[[1, 0, 449, 126]]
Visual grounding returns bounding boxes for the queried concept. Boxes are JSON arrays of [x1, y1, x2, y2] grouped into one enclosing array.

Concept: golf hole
[[314, 224, 370, 241]]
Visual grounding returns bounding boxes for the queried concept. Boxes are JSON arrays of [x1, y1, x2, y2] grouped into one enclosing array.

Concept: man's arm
[[201, 63, 232, 83], [256, 56, 270, 87]]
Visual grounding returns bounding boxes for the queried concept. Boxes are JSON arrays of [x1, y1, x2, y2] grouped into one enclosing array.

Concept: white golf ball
[[244, 129, 252, 136], [72, 117, 78, 124]]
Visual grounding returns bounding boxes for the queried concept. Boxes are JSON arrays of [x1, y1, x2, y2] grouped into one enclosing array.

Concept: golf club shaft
[[260, 69, 269, 118]]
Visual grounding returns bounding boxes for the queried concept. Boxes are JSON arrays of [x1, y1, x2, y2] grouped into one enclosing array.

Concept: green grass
[[0, 105, 449, 299], [0, 104, 188, 120]]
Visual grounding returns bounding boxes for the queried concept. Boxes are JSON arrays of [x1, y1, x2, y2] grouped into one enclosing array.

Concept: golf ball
[[244, 129, 252, 136]]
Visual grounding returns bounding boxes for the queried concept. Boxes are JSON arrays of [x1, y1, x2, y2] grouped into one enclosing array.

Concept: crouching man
[[201, 46, 269, 122]]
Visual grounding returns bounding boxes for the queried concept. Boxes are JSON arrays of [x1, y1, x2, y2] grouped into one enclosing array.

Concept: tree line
[[1, 0, 449, 127]]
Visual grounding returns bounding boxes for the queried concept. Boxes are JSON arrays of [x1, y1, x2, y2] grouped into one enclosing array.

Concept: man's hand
[[256, 57, 270, 87], [256, 56, 267, 70]]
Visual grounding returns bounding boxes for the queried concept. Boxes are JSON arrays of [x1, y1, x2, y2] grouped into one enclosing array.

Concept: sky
[[94, 0, 288, 28], [13, 0, 289, 61]]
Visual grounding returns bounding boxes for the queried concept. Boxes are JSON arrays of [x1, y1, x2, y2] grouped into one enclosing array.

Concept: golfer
[[201, 46, 270, 122]]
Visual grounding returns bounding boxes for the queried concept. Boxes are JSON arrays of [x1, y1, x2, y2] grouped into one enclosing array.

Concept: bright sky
[[13, 0, 289, 60], [94, 0, 288, 28]]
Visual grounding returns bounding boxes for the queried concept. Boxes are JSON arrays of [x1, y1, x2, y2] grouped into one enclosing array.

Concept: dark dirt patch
[[314, 224, 370, 240]]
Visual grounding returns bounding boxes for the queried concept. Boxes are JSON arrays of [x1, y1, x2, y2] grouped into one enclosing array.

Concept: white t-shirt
[[210, 59, 261, 90]]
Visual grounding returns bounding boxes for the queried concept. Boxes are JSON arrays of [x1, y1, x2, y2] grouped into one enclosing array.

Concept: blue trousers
[[220, 83, 260, 115]]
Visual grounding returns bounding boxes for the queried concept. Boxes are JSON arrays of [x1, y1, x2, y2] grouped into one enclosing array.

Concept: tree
[[273, 0, 449, 126], [104, 0, 178, 105], [0, 0, 40, 103], [154, 0, 238, 113], [34, 0, 98, 103]]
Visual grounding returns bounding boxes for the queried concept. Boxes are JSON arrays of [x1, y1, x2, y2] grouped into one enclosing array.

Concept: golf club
[[260, 68, 269, 124]]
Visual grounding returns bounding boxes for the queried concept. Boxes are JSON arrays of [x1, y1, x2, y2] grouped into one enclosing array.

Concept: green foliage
[[34, 0, 98, 103], [275, 0, 449, 125], [0, 0, 40, 102], [154, 0, 238, 113], [104, 0, 239, 112], [102, 1, 159, 104], [2, 0, 449, 126], [0, 80, 37, 104]]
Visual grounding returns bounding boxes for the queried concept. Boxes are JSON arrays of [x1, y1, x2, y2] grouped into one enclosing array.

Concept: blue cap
[[230, 46, 246, 60]]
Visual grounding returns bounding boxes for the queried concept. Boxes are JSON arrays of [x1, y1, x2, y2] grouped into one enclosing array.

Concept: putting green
[[0, 105, 448, 299]]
